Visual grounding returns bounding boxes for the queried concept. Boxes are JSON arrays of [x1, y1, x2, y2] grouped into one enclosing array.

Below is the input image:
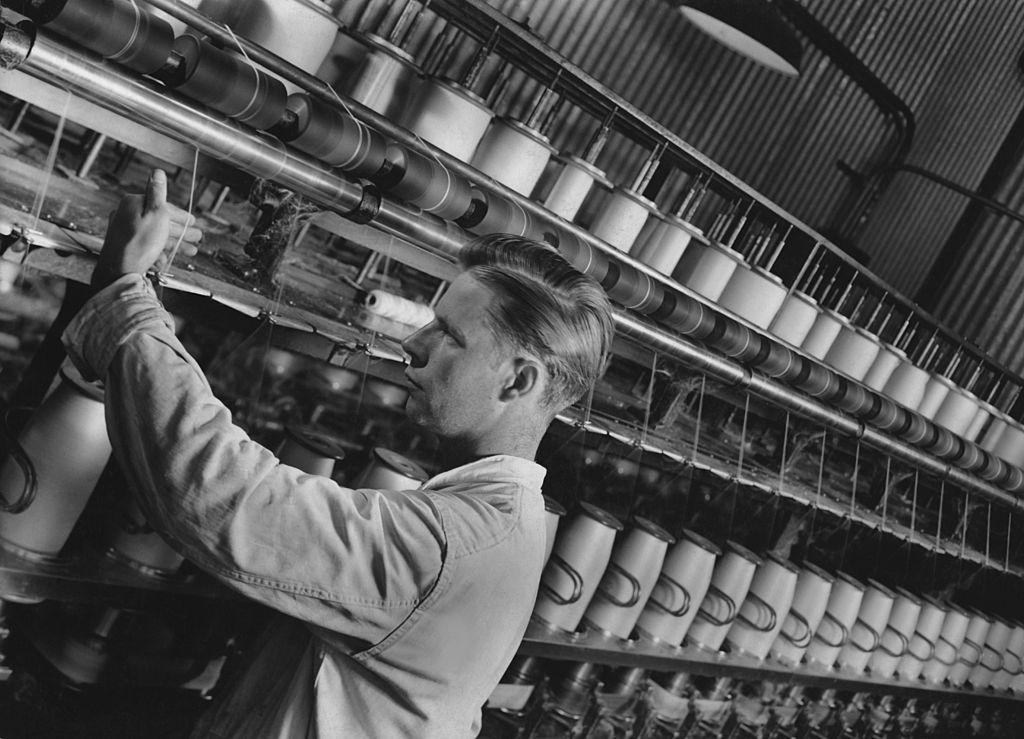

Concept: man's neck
[[438, 432, 542, 469]]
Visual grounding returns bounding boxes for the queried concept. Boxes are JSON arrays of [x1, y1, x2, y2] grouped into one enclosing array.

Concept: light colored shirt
[[62, 275, 548, 737]]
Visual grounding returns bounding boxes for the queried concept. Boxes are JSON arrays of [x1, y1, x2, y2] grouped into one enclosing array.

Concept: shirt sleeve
[[62, 275, 445, 642]]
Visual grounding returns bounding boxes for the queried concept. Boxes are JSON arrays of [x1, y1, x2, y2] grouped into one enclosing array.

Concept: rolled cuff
[[61, 273, 175, 382]]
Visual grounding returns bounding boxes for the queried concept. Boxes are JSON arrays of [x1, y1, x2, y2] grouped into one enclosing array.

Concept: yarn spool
[[881, 358, 931, 412], [364, 289, 434, 329], [947, 610, 992, 687], [401, 77, 493, 161], [45, 0, 174, 75], [770, 562, 834, 667], [768, 290, 819, 348], [352, 447, 427, 491], [968, 617, 1013, 690], [635, 529, 721, 647], [800, 308, 845, 361], [917, 375, 953, 421], [581, 517, 673, 640], [589, 186, 659, 252], [933, 385, 982, 438], [541, 496, 566, 566], [725, 553, 799, 661], [823, 325, 881, 383], [674, 242, 744, 302], [277, 426, 347, 478], [232, 0, 341, 95], [632, 215, 703, 276], [716, 265, 788, 330], [980, 412, 1011, 453], [921, 605, 972, 685], [991, 623, 1024, 691], [965, 400, 996, 444], [336, 32, 419, 120], [470, 118, 555, 196], [990, 419, 1024, 467], [532, 503, 623, 634], [867, 587, 922, 678], [540, 154, 609, 222], [281, 93, 386, 176], [104, 496, 184, 578], [377, 142, 473, 220], [863, 344, 905, 393], [0, 365, 110, 570], [836, 579, 895, 675], [805, 571, 866, 670], [170, 34, 287, 131], [685, 541, 762, 652], [897, 596, 947, 682]]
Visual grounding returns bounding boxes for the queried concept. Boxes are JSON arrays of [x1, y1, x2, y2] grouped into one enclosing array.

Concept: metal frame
[[2, 22, 1023, 513]]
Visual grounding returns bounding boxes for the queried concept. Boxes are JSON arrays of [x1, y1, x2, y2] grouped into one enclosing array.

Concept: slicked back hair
[[458, 234, 614, 412]]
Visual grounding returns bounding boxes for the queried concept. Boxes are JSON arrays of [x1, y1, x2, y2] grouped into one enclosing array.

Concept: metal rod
[[7, 25, 1024, 515]]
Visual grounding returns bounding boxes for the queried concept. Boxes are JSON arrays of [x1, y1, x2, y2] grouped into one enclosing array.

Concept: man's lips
[[405, 373, 421, 390]]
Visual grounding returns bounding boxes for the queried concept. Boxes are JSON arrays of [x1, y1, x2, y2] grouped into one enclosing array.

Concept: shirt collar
[[420, 454, 547, 492]]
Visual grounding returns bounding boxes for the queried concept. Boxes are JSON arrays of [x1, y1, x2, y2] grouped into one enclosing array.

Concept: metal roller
[[376, 142, 473, 220], [12, 0, 173, 74], [169, 34, 286, 131], [281, 93, 387, 176], [5, 23, 1024, 510]]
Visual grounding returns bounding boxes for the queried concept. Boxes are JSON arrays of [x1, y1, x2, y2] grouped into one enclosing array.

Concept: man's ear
[[499, 357, 544, 402]]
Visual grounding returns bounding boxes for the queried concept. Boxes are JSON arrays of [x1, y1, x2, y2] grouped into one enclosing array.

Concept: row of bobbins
[[16, 0, 1024, 490], [490, 501, 1024, 718]]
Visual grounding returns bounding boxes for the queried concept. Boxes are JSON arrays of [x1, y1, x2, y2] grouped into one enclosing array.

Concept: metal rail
[[1, 23, 1023, 519], [520, 624, 1024, 705]]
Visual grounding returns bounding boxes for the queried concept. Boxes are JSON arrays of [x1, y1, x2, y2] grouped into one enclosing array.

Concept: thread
[[163, 146, 199, 277], [364, 289, 434, 328]]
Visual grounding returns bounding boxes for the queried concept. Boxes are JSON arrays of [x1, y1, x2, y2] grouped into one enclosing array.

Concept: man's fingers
[[167, 222, 204, 244], [143, 169, 168, 214], [165, 203, 195, 227]]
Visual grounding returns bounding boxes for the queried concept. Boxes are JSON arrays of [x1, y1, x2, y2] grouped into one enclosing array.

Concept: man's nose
[[402, 325, 430, 368]]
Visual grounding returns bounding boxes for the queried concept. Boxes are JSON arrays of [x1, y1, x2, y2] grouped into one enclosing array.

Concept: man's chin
[[404, 397, 432, 428]]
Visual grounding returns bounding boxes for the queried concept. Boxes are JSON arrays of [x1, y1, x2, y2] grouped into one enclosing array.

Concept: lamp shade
[[677, 0, 802, 76]]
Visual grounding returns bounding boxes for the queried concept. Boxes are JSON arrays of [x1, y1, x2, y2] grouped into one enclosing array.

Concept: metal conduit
[[2, 20, 1024, 512]]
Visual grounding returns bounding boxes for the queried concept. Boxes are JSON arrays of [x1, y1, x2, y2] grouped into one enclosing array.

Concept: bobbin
[[170, 34, 286, 131], [43, 0, 174, 74], [376, 142, 473, 220], [280, 93, 386, 176]]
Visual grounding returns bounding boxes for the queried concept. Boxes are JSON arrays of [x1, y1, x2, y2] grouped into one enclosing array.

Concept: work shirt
[[63, 275, 549, 737]]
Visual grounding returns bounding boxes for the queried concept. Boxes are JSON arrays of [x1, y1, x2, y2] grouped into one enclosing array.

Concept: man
[[64, 169, 614, 737]]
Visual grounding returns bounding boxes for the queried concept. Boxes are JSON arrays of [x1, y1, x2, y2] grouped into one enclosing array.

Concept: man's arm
[[63, 172, 444, 641]]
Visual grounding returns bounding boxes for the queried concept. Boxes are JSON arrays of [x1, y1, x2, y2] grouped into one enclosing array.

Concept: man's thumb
[[143, 169, 167, 214]]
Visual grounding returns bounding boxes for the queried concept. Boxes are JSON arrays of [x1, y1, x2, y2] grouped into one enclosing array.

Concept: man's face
[[402, 274, 512, 442]]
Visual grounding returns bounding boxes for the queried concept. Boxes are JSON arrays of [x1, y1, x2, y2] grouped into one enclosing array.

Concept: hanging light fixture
[[675, 0, 802, 76]]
